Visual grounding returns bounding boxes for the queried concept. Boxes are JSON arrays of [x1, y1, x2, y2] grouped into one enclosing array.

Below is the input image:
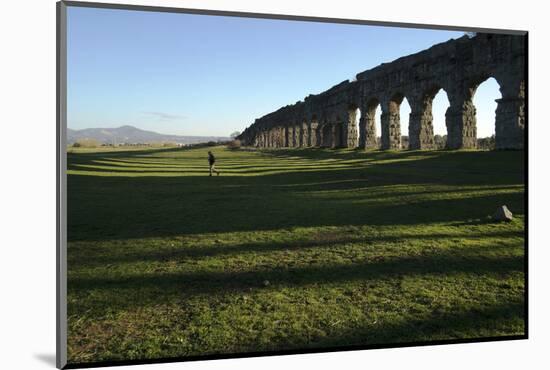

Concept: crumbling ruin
[[238, 33, 526, 150]]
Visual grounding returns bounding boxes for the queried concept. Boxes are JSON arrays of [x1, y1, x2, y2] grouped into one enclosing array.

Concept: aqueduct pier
[[237, 33, 526, 150]]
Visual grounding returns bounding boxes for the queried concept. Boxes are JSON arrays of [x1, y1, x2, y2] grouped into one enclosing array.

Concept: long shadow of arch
[[67, 148, 524, 242], [69, 246, 523, 313], [237, 300, 525, 352], [68, 177, 524, 242], [69, 229, 523, 269]]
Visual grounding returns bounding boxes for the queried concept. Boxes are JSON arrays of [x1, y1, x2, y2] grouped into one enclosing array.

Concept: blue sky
[[67, 6, 500, 138]]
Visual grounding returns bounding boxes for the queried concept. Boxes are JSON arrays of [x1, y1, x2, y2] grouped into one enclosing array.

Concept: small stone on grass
[[492, 205, 513, 222]]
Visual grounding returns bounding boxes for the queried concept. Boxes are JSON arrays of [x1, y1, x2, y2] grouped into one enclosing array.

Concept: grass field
[[67, 145, 525, 364]]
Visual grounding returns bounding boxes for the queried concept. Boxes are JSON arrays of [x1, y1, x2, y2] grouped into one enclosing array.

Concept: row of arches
[[251, 75, 523, 151], [241, 34, 526, 151], [349, 77, 501, 150]]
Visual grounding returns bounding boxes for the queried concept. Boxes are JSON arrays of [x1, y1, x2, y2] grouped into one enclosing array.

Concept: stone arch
[[284, 125, 290, 147], [401, 96, 412, 149], [409, 85, 450, 150], [444, 74, 504, 150], [361, 97, 381, 149], [333, 116, 344, 148], [381, 92, 409, 150], [309, 114, 320, 147], [494, 78, 525, 149], [274, 126, 282, 148], [431, 87, 451, 149], [321, 123, 332, 148], [347, 103, 361, 148], [292, 122, 300, 147], [467, 75, 503, 100], [470, 76, 502, 150], [288, 125, 295, 147], [270, 127, 275, 148], [300, 119, 308, 147]]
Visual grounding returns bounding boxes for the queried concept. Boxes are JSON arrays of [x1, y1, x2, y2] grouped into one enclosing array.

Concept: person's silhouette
[[208, 151, 220, 176]]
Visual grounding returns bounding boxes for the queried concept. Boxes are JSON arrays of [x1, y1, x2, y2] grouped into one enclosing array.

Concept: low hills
[[67, 125, 229, 145]]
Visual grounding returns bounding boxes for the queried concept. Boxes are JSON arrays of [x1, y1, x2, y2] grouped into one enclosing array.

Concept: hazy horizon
[[66, 124, 229, 136]]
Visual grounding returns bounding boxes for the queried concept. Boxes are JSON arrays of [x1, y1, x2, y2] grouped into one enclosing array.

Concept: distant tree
[[477, 135, 496, 150], [465, 32, 477, 38], [230, 131, 241, 139], [227, 139, 241, 150], [401, 135, 409, 149], [73, 138, 100, 148], [434, 135, 447, 150]]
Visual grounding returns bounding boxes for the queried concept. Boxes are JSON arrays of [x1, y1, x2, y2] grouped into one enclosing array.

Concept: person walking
[[208, 151, 220, 176]]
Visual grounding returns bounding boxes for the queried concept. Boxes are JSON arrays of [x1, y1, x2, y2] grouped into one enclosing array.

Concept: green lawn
[[67, 145, 525, 364]]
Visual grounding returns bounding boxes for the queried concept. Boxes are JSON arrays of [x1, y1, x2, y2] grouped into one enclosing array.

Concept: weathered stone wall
[[238, 33, 526, 150]]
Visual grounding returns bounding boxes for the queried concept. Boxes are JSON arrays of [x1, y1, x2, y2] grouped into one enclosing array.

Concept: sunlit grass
[[67, 145, 525, 364]]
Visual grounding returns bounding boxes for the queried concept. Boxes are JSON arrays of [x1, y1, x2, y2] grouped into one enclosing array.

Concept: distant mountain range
[[67, 125, 229, 145]]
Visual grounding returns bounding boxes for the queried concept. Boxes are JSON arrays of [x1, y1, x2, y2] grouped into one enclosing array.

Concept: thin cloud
[[142, 111, 187, 121]]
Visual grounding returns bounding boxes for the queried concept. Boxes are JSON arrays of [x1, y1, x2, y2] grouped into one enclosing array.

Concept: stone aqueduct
[[237, 33, 526, 150]]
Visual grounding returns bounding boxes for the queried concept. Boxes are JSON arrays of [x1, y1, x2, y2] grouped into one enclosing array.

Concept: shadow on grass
[[267, 147, 521, 164], [301, 300, 525, 349], [68, 174, 524, 242], [67, 146, 191, 158], [221, 299, 525, 353], [67, 147, 525, 240], [69, 245, 524, 312], [69, 229, 523, 269]]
